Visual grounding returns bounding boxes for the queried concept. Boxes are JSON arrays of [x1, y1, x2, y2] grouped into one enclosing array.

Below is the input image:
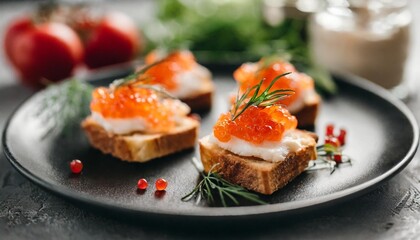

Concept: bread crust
[[181, 90, 212, 112], [293, 93, 321, 128], [199, 130, 317, 195], [181, 80, 214, 112], [81, 117, 199, 163]]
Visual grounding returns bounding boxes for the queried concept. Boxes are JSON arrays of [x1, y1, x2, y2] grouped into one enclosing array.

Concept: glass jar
[[309, 0, 411, 91]]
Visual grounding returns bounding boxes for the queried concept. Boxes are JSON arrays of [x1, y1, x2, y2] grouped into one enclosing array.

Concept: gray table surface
[[1, 1, 420, 239]]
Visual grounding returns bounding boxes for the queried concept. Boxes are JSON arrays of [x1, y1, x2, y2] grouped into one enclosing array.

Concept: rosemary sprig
[[231, 73, 294, 120], [182, 163, 267, 207], [35, 79, 93, 137]]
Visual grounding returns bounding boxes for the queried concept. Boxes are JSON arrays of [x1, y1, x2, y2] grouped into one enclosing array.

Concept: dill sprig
[[306, 144, 351, 174], [231, 72, 294, 121], [110, 59, 165, 89], [109, 58, 178, 100], [182, 164, 267, 207], [134, 84, 176, 99], [35, 79, 93, 137]]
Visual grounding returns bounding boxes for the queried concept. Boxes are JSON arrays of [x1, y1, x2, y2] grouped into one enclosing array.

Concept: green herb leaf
[[148, 1, 337, 94]]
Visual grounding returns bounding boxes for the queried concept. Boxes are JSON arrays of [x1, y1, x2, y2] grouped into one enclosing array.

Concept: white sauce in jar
[[309, 3, 411, 89]]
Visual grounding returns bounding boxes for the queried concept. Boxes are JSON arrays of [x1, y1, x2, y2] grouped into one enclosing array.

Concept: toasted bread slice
[[292, 93, 321, 128], [82, 117, 199, 163], [181, 79, 214, 112], [199, 130, 317, 195]]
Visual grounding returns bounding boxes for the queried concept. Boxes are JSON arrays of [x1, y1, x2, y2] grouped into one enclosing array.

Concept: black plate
[[2, 70, 419, 220]]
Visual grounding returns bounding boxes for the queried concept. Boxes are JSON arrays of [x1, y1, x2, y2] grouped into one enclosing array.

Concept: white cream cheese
[[92, 112, 149, 135], [287, 88, 317, 113], [170, 64, 212, 98], [92, 99, 190, 135], [208, 130, 313, 162]]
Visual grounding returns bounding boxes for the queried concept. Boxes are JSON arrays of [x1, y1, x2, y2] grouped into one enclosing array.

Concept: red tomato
[[83, 12, 141, 69], [4, 16, 32, 66], [4, 18, 83, 88]]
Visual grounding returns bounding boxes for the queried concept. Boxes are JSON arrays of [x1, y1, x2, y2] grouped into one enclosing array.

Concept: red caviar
[[90, 86, 178, 132], [233, 58, 314, 107], [326, 124, 335, 136], [155, 178, 168, 191], [213, 105, 297, 144], [70, 159, 83, 174], [324, 124, 347, 146], [140, 50, 196, 90], [137, 178, 148, 190], [333, 154, 342, 163], [338, 129, 347, 145]]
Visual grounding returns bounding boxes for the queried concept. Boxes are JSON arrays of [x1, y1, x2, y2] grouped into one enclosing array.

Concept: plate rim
[[3, 71, 419, 218]]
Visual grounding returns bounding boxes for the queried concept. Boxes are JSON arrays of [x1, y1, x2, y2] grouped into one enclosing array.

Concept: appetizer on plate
[[200, 75, 318, 194], [82, 80, 199, 163], [233, 57, 321, 127], [136, 49, 214, 111]]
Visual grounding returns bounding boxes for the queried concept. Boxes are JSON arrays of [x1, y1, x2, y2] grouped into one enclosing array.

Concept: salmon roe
[[140, 50, 197, 90], [137, 178, 148, 190], [213, 105, 297, 144], [155, 178, 168, 191], [90, 86, 178, 132], [233, 58, 314, 107], [70, 159, 83, 174]]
